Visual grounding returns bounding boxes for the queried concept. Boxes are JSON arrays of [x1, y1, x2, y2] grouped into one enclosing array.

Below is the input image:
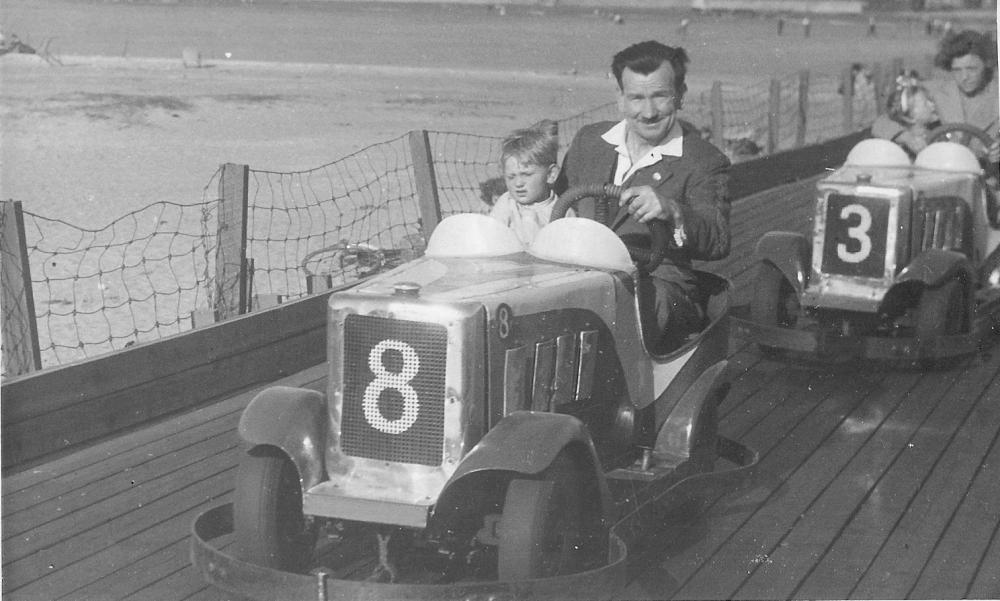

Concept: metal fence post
[[1, 200, 42, 376], [767, 78, 781, 154], [215, 163, 250, 321], [796, 70, 810, 148], [408, 130, 442, 239]]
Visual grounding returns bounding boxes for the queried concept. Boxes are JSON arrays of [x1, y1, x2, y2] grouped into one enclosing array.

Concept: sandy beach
[[1, 0, 993, 227]]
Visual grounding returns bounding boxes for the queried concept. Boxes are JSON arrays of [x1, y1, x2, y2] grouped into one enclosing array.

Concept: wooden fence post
[[767, 78, 781, 155], [841, 65, 855, 133], [709, 81, 725, 150], [871, 62, 886, 116], [215, 163, 250, 321], [408, 130, 442, 240], [796, 70, 810, 148], [1, 200, 42, 376]]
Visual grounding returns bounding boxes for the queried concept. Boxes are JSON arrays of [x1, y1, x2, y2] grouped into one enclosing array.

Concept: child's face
[[909, 90, 937, 125], [503, 157, 558, 206]]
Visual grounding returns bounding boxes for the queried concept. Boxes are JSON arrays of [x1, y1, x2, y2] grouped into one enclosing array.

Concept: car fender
[[896, 249, 974, 289], [654, 361, 727, 466], [238, 386, 327, 490], [440, 411, 612, 523], [755, 232, 810, 295]]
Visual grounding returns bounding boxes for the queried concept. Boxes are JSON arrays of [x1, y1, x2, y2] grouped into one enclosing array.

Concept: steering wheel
[[927, 123, 995, 150], [550, 183, 671, 274], [928, 123, 999, 183]]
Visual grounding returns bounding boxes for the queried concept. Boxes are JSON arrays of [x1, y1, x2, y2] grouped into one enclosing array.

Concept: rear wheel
[[915, 278, 965, 339], [751, 262, 799, 354], [497, 452, 605, 580], [234, 448, 317, 572]]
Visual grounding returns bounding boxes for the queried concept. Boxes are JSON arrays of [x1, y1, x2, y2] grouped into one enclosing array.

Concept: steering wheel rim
[[927, 123, 995, 149], [551, 183, 670, 274]]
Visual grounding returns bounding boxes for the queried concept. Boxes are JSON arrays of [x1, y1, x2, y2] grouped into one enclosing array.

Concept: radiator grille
[[341, 315, 447, 466], [912, 196, 970, 255]]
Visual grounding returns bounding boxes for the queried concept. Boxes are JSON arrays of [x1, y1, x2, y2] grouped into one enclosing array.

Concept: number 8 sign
[[342, 314, 448, 466], [821, 194, 889, 278]]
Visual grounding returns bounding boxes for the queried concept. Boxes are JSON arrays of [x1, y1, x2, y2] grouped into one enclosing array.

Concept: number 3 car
[[191, 185, 756, 600], [733, 136, 1000, 362]]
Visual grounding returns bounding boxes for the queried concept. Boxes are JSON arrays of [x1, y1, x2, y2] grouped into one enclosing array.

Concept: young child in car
[[489, 119, 572, 246], [876, 72, 941, 158]]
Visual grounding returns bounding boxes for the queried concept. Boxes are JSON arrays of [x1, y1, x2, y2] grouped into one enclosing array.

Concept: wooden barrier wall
[[0, 130, 865, 472]]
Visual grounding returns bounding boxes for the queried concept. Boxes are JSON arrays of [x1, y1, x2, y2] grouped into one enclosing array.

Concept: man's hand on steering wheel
[[620, 185, 673, 223], [621, 185, 688, 247]]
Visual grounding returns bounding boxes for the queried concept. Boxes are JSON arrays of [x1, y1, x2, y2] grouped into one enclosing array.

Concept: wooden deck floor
[[4, 180, 1000, 600]]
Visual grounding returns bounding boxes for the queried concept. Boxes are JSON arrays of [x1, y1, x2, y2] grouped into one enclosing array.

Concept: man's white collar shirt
[[601, 119, 684, 185]]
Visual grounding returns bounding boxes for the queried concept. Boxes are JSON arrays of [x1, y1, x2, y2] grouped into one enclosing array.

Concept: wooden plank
[[3, 364, 326, 492], [58, 538, 195, 601], [912, 379, 1000, 598], [968, 513, 1000, 598], [5, 469, 233, 599], [735, 361, 973, 599], [846, 355, 1000, 599], [3, 448, 236, 580], [615, 359, 848, 598], [2, 364, 326, 600], [1, 290, 335, 470], [793, 354, 998, 598], [3, 431, 237, 542], [2, 409, 238, 517], [661, 367, 914, 599]]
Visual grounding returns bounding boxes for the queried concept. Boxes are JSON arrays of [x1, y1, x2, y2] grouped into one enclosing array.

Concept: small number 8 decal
[[497, 304, 512, 340]]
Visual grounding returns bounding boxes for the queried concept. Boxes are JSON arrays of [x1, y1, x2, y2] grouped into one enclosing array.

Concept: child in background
[[489, 120, 571, 246], [875, 72, 941, 157]]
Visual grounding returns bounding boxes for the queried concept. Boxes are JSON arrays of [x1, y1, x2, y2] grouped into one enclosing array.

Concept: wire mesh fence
[[2, 63, 882, 377]]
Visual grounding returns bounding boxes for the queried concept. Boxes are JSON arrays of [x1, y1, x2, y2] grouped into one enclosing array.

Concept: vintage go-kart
[[191, 185, 757, 600], [732, 134, 1000, 362]]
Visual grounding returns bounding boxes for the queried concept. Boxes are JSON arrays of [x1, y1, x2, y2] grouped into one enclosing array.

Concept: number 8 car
[[191, 186, 757, 600], [733, 138, 1000, 362]]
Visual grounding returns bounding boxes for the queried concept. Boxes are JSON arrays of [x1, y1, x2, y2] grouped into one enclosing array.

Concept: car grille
[[341, 314, 448, 466], [912, 196, 970, 255]]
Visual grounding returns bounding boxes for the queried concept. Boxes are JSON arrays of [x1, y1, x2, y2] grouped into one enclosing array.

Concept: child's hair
[[886, 70, 927, 124], [500, 119, 560, 168]]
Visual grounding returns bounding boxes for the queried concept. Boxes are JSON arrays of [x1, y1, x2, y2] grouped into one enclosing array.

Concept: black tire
[[915, 279, 965, 339], [233, 448, 317, 572], [497, 453, 606, 580]]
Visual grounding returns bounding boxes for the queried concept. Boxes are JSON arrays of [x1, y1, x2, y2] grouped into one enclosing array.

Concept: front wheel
[[497, 452, 606, 580], [915, 279, 965, 339], [233, 448, 317, 572]]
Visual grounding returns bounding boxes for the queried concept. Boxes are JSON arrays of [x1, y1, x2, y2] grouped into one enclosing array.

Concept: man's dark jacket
[[556, 120, 732, 287]]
